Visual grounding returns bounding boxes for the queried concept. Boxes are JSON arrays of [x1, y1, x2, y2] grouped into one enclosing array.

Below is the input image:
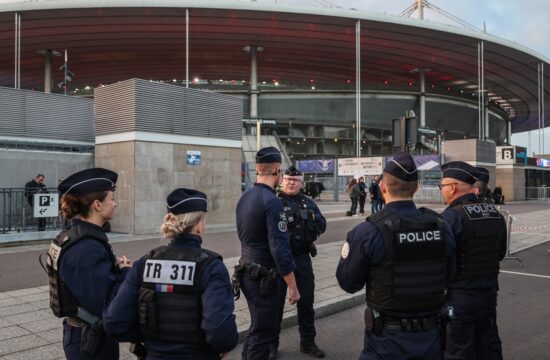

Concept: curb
[[236, 292, 364, 342]]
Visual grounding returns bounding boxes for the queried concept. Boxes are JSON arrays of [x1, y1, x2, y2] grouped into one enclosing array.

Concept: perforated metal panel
[[95, 79, 242, 140], [0, 86, 94, 142]]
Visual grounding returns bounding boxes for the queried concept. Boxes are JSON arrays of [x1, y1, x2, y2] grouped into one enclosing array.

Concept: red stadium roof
[[0, 0, 548, 133]]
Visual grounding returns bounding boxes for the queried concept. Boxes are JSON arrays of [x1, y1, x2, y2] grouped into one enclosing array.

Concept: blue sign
[[187, 150, 201, 166], [296, 159, 334, 173]]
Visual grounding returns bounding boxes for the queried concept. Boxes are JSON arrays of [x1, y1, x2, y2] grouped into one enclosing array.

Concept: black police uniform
[[237, 147, 296, 360], [274, 166, 327, 356], [40, 168, 127, 360], [336, 153, 456, 360], [440, 162, 507, 360], [103, 188, 238, 360]]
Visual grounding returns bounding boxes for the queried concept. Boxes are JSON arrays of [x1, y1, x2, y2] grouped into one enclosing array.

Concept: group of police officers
[[43, 145, 507, 360]]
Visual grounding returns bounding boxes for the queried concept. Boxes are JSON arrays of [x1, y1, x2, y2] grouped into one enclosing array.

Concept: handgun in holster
[[364, 307, 384, 335], [232, 263, 244, 300], [129, 342, 148, 360], [77, 307, 104, 355]]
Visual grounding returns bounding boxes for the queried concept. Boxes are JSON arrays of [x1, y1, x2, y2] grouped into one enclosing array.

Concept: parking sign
[[33, 193, 59, 218]]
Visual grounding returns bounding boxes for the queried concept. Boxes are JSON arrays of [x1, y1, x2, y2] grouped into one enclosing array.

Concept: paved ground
[[0, 201, 549, 359]]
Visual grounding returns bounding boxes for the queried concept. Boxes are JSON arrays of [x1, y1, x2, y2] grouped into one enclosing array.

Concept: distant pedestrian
[[25, 173, 47, 231], [369, 176, 380, 214], [348, 178, 361, 216], [358, 177, 367, 215]]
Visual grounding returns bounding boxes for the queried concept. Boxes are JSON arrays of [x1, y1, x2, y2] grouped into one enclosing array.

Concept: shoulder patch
[[341, 242, 350, 259], [278, 221, 288, 232]]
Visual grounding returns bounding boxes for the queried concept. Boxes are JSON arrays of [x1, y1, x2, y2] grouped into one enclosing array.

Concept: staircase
[[242, 135, 291, 188]]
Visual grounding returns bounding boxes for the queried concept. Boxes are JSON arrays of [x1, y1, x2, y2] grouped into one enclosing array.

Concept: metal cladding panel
[[133, 79, 242, 141], [94, 80, 137, 136], [0, 86, 93, 142]]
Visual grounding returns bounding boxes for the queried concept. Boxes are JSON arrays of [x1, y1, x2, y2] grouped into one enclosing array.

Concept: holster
[[241, 261, 280, 298], [80, 320, 104, 355], [232, 264, 244, 300], [364, 307, 383, 335]]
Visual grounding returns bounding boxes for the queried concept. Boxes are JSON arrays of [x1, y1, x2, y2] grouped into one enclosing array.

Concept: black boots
[[300, 342, 325, 358]]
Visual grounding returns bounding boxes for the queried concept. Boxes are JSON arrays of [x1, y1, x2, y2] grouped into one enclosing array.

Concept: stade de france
[[1, 0, 549, 235]]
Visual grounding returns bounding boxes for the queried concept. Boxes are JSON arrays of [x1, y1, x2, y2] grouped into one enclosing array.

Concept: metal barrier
[[498, 209, 523, 266], [414, 185, 444, 204], [525, 186, 550, 201], [1, 188, 63, 233]]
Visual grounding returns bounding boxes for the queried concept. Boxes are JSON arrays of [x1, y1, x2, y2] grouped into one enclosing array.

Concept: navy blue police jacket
[[441, 193, 507, 291], [336, 201, 455, 314], [237, 183, 295, 275], [281, 192, 327, 238], [60, 219, 129, 317], [103, 234, 238, 358]]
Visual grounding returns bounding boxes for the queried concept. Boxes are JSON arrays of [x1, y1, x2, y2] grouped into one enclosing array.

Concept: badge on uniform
[[155, 284, 174, 293], [341, 242, 350, 259], [143, 259, 196, 286], [278, 221, 288, 232]]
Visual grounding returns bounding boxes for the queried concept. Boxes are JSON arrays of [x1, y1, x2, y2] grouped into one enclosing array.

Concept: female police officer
[[103, 188, 238, 359], [42, 167, 131, 359]]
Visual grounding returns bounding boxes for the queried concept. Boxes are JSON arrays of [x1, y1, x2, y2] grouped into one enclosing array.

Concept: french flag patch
[[156, 284, 174, 293]]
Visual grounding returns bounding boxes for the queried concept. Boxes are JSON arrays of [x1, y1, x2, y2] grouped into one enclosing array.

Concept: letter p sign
[[39, 195, 51, 206]]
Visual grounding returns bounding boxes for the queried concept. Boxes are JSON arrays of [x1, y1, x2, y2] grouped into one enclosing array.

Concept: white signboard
[[33, 193, 59, 218], [338, 157, 383, 176], [496, 146, 515, 165]]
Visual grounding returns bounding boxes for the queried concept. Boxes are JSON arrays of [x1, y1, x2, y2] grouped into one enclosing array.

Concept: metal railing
[[525, 186, 550, 201], [414, 185, 444, 204], [498, 209, 523, 266], [1, 188, 63, 233]]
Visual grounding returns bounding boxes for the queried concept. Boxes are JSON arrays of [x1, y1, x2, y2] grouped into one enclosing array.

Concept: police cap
[[284, 165, 302, 177], [384, 152, 418, 182], [476, 167, 490, 183], [58, 168, 117, 197], [167, 188, 207, 215], [441, 161, 479, 185], [255, 146, 282, 164]]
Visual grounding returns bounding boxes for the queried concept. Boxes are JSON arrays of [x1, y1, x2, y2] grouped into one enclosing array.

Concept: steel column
[[185, 9, 189, 88], [14, 12, 21, 89], [355, 20, 361, 158]]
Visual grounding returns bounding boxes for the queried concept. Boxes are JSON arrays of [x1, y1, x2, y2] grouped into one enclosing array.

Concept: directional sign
[[338, 157, 383, 176], [33, 193, 59, 218]]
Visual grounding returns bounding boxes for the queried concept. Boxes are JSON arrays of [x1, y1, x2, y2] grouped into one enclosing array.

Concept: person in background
[[358, 177, 367, 216], [25, 173, 47, 231], [368, 175, 380, 214], [348, 178, 360, 216]]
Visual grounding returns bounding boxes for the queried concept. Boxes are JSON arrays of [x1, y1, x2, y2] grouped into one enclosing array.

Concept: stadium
[[0, 0, 549, 218]]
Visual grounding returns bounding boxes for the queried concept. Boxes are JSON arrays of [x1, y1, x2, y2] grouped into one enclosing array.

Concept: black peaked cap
[[58, 168, 117, 197], [384, 152, 418, 182], [441, 161, 480, 185], [167, 188, 207, 215]]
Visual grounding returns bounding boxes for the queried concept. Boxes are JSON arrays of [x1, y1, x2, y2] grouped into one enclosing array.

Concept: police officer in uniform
[[336, 153, 455, 359], [473, 167, 494, 204], [271, 166, 326, 358], [40, 168, 131, 359], [439, 162, 507, 360], [236, 146, 300, 360], [104, 188, 238, 359]]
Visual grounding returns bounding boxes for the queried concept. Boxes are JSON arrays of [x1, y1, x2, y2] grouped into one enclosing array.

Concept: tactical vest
[[138, 245, 221, 344], [451, 201, 504, 280], [39, 223, 117, 318], [366, 208, 448, 314], [279, 193, 319, 256]]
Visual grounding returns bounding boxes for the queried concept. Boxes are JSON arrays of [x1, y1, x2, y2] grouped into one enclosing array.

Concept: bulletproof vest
[[452, 201, 505, 280], [40, 223, 116, 318], [279, 193, 318, 256], [366, 207, 448, 314], [138, 245, 221, 344]]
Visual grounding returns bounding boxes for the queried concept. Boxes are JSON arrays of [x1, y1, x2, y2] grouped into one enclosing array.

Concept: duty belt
[[239, 260, 280, 280], [384, 315, 441, 332], [67, 317, 86, 327]]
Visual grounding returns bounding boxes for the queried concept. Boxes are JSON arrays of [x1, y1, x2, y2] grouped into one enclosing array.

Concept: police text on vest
[[398, 230, 441, 244]]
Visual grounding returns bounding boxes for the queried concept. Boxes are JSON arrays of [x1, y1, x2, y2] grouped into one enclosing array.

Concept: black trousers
[[63, 320, 119, 360], [276, 254, 316, 346], [358, 196, 366, 214]]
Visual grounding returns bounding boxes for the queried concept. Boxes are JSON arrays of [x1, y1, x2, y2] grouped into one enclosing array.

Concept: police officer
[[236, 146, 300, 360], [103, 188, 238, 359], [473, 167, 494, 204], [336, 153, 455, 359], [439, 161, 507, 360], [40, 168, 131, 359], [271, 166, 326, 359]]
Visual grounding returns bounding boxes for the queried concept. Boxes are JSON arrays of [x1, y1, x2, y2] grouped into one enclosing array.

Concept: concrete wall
[[496, 167, 526, 201], [0, 149, 94, 188], [95, 141, 241, 235]]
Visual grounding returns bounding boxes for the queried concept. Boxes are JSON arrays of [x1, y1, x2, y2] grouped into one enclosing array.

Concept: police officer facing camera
[[40, 168, 131, 360], [103, 188, 238, 359], [439, 162, 507, 360], [337, 153, 455, 359], [236, 146, 300, 360], [271, 166, 327, 359]]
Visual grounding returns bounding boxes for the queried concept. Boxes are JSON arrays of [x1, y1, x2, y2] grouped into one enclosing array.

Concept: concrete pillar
[[44, 50, 53, 93], [245, 45, 263, 150], [420, 68, 426, 128]]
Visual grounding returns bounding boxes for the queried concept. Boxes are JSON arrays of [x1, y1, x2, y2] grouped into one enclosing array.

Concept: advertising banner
[[296, 159, 334, 173]]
